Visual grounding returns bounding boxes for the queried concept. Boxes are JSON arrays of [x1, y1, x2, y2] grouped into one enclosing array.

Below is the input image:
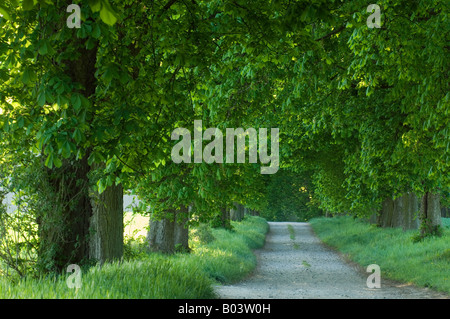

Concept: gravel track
[[215, 222, 449, 299]]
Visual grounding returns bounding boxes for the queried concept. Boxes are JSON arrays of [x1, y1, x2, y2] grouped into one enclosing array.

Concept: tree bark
[[37, 157, 93, 273], [377, 197, 394, 227], [147, 205, 191, 254], [230, 202, 243, 221], [147, 211, 175, 254], [378, 194, 419, 230], [174, 206, 190, 252], [420, 192, 442, 236], [89, 183, 124, 264], [392, 195, 405, 227], [403, 193, 419, 230], [214, 206, 231, 229], [441, 206, 449, 218], [237, 204, 245, 221], [229, 207, 238, 221]]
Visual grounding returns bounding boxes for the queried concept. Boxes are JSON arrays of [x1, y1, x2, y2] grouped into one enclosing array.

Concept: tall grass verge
[[189, 215, 269, 284], [0, 215, 268, 298], [310, 216, 450, 294]]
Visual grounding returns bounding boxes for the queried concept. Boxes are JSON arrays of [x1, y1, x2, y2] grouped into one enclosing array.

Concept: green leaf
[[0, 5, 11, 20], [71, 94, 82, 112], [98, 178, 106, 193], [86, 37, 97, 50], [53, 157, 62, 168], [88, 151, 105, 165], [99, 0, 118, 26], [61, 140, 71, 158], [106, 175, 113, 186], [22, 0, 35, 11], [92, 23, 101, 38], [38, 41, 48, 55], [17, 116, 24, 128], [72, 128, 83, 143], [45, 153, 54, 169], [37, 91, 46, 106], [89, 0, 102, 12], [22, 69, 31, 85]]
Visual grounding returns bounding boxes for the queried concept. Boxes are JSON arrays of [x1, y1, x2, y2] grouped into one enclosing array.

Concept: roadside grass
[[310, 216, 450, 294], [188, 216, 269, 284], [0, 215, 268, 298]]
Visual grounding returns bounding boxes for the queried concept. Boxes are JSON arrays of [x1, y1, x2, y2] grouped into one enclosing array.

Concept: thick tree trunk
[[441, 207, 449, 218], [221, 206, 231, 228], [403, 193, 419, 230], [147, 211, 175, 254], [237, 204, 245, 221], [230, 202, 243, 221], [89, 183, 124, 264], [174, 206, 190, 252], [378, 194, 419, 230], [420, 192, 441, 236], [38, 157, 92, 273], [36, 17, 99, 273], [392, 195, 405, 227], [148, 206, 190, 254], [377, 197, 394, 227]]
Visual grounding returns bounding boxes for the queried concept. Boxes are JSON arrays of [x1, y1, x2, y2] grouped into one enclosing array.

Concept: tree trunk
[[230, 202, 243, 221], [37, 157, 92, 273], [174, 206, 190, 252], [378, 194, 419, 230], [441, 207, 449, 218], [147, 206, 190, 254], [403, 193, 419, 230], [420, 192, 442, 236], [147, 211, 175, 254], [237, 204, 245, 221], [89, 183, 124, 264], [377, 197, 394, 227], [36, 17, 99, 273], [216, 206, 231, 229], [392, 195, 405, 227], [229, 207, 238, 221]]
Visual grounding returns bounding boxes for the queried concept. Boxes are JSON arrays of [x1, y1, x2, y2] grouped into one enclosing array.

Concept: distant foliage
[[261, 169, 323, 221]]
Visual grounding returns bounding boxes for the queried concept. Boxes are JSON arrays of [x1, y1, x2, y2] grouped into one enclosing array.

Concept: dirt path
[[215, 222, 449, 299]]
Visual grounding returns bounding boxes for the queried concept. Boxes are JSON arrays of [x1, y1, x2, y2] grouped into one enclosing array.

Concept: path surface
[[216, 222, 449, 299]]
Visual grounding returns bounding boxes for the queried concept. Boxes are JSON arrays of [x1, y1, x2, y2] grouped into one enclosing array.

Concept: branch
[[315, 25, 346, 42], [157, 0, 178, 18]]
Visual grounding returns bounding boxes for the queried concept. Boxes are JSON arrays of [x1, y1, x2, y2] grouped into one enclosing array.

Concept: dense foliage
[[0, 0, 448, 282]]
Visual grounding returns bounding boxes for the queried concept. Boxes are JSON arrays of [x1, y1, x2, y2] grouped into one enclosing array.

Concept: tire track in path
[[215, 222, 448, 299]]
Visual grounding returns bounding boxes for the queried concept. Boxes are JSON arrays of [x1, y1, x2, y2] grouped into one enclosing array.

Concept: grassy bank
[[310, 216, 450, 294], [0, 216, 268, 298]]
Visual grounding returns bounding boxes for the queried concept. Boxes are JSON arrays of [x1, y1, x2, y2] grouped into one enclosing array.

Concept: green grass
[[287, 224, 295, 240], [0, 216, 268, 298], [310, 216, 450, 294], [287, 224, 300, 249], [188, 216, 269, 284]]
